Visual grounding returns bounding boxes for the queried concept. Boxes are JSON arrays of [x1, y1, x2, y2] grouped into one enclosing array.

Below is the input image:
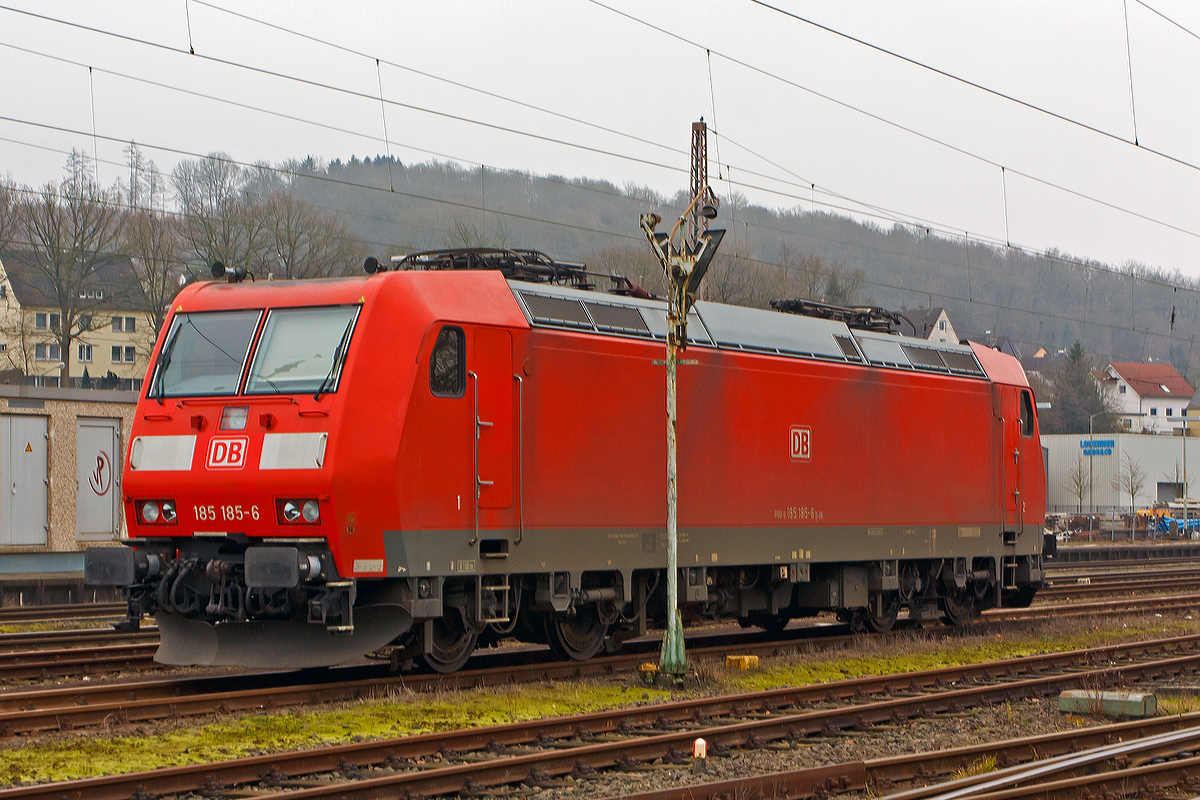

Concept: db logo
[[207, 437, 249, 469], [789, 426, 811, 462]]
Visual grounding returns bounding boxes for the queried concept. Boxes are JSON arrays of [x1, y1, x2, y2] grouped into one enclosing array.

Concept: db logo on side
[[207, 437, 249, 469], [789, 426, 811, 462]]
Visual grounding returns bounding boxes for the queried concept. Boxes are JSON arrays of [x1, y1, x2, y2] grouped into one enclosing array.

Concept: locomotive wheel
[[544, 605, 608, 661], [422, 612, 478, 674], [863, 594, 901, 633], [940, 590, 977, 628]]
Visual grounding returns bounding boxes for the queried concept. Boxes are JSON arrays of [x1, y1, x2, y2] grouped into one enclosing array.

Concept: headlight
[[141, 501, 159, 523], [277, 498, 321, 525], [161, 502, 177, 523]]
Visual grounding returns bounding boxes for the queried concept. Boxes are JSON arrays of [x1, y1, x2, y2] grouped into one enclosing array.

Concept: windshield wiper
[[151, 326, 182, 405], [313, 316, 356, 401]]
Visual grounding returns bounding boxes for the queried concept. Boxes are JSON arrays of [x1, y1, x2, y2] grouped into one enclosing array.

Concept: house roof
[[0, 250, 142, 312], [899, 307, 949, 338], [1104, 362, 1195, 399]]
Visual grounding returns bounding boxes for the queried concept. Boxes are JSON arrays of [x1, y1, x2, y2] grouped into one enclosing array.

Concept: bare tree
[[125, 211, 184, 337], [442, 217, 486, 249], [17, 151, 125, 385], [823, 261, 866, 305], [1063, 453, 1089, 514], [260, 192, 362, 279], [0, 176, 17, 249], [173, 153, 267, 276], [0, 308, 39, 376], [1111, 451, 1148, 530]]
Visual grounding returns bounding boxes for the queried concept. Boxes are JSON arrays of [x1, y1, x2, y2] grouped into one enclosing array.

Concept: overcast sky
[[1, 1, 1198, 278]]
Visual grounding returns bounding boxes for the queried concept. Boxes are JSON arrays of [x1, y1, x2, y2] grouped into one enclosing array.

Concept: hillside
[[284, 156, 1200, 380]]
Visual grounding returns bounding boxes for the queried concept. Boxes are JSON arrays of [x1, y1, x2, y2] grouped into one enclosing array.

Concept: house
[[0, 250, 156, 391], [902, 307, 959, 344], [1095, 362, 1194, 434]]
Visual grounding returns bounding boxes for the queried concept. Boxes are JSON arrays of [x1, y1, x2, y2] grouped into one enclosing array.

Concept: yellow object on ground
[[726, 655, 760, 670]]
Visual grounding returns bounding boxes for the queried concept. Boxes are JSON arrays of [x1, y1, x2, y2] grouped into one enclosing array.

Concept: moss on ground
[[1, 614, 1195, 786], [725, 619, 1192, 693], [0, 683, 670, 785]]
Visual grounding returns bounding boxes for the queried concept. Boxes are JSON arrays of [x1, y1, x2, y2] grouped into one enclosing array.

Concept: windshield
[[245, 305, 360, 395], [153, 310, 262, 397]]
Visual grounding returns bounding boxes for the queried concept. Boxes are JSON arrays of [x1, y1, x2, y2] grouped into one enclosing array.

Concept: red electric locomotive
[[85, 249, 1046, 671]]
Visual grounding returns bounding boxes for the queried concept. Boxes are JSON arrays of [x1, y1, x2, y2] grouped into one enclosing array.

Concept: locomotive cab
[[85, 277, 423, 668]]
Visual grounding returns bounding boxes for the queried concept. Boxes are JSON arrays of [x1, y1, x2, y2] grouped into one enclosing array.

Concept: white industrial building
[[1043, 432, 1199, 514]]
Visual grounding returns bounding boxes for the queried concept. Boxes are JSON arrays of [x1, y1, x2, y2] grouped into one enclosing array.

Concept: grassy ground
[[1, 613, 1195, 786]]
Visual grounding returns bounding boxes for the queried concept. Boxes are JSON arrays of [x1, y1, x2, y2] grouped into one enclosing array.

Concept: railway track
[[0, 602, 124, 624], [0, 626, 157, 653], [0, 588, 1195, 697], [611, 713, 1200, 800], [12, 632, 1200, 800]]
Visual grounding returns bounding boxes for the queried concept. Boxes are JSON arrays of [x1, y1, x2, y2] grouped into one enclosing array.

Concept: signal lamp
[[220, 406, 249, 431], [141, 501, 159, 524]]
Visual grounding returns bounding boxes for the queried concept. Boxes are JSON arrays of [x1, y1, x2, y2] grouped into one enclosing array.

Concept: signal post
[[641, 119, 724, 677]]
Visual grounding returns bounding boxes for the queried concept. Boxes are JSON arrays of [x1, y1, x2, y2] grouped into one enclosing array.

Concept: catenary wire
[[3, 113, 1196, 320], [745, 0, 1200, 173], [6, 0, 1199, 311], [0, 9, 1196, 320], [584, 0, 1200, 244]]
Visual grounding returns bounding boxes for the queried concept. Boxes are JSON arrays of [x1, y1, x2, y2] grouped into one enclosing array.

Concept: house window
[[0, 285, 7, 299], [938, 320, 946, 331], [35, 313, 46, 329], [124, 345, 136, 363], [1119, 385, 1126, 394], [125, 316, 136, 333], [111, 316, 122, 332], [78, 343, 92, 363], [1151, 408, 1158, 416], [111, 345, 136, 364], [111, 345, 122, 363], [1167, 408, 1174, 417], [49, 313, 59, 330], [34, 343, 61, 361]]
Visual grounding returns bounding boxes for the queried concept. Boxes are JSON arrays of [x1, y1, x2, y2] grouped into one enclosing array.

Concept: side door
[[76, 418, 120, 540], [1000, 387, 1023, 535], [471, 327, 513, 511], [0, 415, 48, 546]]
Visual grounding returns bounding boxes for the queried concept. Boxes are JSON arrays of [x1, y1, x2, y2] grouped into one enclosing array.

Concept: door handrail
[[514, 374, 524, 545]]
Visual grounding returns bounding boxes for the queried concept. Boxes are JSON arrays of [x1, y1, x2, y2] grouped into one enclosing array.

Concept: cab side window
[[1019, 390, 1034, 438], [430, 326, 465, 397]]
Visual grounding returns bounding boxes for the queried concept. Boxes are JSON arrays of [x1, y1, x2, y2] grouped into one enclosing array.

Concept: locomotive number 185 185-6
[[194, 504, 261, 522]]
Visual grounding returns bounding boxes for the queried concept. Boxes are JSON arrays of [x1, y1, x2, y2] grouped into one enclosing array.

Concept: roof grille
[[835, 336, 862, 362], [584, 302, 649, 334], [901, 345, 947, 370], [518, 292, 592, 328], [940, 351, 985, 375]]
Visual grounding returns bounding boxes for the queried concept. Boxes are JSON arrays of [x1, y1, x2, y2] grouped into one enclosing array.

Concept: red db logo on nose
[[207, 437, 248, 469], [789, 426, 811, 462]]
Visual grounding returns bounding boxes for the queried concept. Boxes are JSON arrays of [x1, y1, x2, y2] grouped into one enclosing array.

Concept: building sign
[[1080, 438, 1114, 456]]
